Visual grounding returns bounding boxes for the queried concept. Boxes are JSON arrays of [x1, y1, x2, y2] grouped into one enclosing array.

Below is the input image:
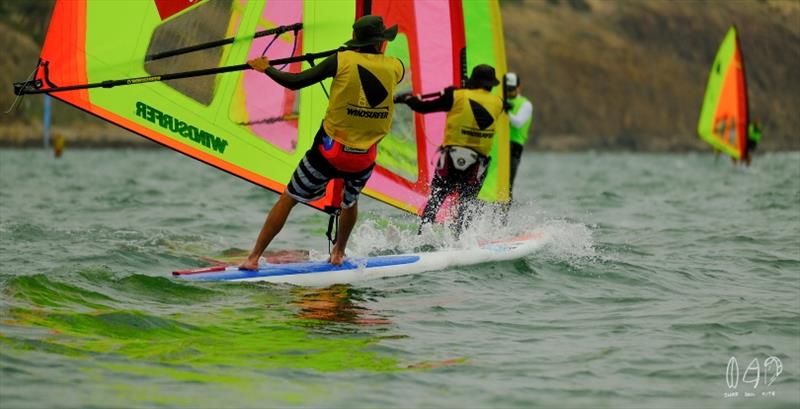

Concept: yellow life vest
[[443, 89, 504, 157], [323, 51, 403, 150]]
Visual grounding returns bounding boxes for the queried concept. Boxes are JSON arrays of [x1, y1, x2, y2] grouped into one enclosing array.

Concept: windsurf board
[[173, 232, 547, 286]]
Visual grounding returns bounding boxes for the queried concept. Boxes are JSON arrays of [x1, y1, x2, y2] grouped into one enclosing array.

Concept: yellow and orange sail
[[697, 26, 749, 159]]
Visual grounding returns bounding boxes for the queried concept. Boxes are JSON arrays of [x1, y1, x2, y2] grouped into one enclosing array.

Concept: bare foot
[[329, 250, 346, 265], [239, 256, 260, 270]]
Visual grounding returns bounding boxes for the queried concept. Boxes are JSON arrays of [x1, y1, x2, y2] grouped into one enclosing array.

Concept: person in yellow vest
[[52, 132, 65, 158], [395, 65, 504, 237], [504, 72, 532, 203], [241, 15, 404, 268]]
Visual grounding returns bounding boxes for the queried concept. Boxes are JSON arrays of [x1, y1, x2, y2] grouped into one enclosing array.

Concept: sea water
[[1, 149, 798, 408]]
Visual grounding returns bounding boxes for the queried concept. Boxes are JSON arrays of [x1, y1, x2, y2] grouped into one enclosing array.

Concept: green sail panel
[[461, 0, 510, 203], [37, 0, 355, 213]]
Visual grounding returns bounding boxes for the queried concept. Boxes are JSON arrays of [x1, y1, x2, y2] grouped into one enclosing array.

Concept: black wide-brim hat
[[345, 15, 398, 47], [467, 64, 501, 88]]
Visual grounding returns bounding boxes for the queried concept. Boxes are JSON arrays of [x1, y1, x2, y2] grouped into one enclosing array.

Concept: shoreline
[[0, 141, 790, 153], [0, 124, 790, 152], [0, 123, 157, 149]]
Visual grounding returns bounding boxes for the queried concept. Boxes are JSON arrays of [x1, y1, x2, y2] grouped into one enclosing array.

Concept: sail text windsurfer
[[241, 15, 404, 268]]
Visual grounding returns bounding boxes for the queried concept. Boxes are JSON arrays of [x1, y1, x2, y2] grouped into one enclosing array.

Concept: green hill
[[502, 0, 800, 151], [0, 0, 147, 147]]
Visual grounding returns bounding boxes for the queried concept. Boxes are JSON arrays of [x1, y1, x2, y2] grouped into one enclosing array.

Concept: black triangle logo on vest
[[357, 65, 389, 108], [469, 99, 495, 130]]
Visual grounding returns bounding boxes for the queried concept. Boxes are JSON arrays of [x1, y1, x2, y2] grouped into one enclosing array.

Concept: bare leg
[[329, 203, 358, 265], [240, 192, 298, 270]]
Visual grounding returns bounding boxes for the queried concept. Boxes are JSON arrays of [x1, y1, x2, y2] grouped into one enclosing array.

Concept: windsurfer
[[241, 15, 404, 268], [743, 118, 762, 166], [503, 72, 533, 217], [52, 133, 65, 158], [395, 65, 504, 237]]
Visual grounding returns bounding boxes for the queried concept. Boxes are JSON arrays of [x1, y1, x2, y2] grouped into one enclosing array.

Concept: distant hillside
[[0, 0, 149, 147], [1, 0, 798, 150], [502, 0, 800, 151]]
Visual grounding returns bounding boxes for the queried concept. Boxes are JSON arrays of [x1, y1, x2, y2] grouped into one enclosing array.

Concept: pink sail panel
[[362, 0, 463, 214]]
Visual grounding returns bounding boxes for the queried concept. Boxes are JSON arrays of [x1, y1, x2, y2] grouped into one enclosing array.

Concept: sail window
[[228, 1, 302, 154], [144, 0, 233, 106], [379, 33, 418, 182]]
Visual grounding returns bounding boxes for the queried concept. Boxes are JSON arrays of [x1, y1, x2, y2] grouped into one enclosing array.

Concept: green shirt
[[508, 95, 533, 145], [748, 123, 762, 143]]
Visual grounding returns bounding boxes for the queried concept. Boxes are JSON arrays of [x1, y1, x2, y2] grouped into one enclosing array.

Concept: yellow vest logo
[[356, 65, 389, 108], [469, 99, 495, 130], [345, 65, 390, 120]]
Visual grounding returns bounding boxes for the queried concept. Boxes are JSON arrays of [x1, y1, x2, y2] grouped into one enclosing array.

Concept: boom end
[[13, 79, 42, 96]]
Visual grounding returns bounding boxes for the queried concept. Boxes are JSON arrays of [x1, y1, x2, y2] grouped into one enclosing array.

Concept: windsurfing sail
[[363, 0, 510, 210], [29, 0, 352, 213], [19, 0, 508, 216], [463, 0, 510, 204], [363, 0, 469, 214], [697, 26, 749, 160]]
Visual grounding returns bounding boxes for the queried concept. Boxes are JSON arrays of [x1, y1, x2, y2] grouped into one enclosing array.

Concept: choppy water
[[1, 148, 798, 409]]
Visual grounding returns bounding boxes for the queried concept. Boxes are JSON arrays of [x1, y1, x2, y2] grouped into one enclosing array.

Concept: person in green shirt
[[743, 118, 762, 166], [505, 72, 532, 203]]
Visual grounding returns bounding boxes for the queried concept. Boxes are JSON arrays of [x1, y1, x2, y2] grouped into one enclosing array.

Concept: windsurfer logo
[[345, 65, 390, 119], [356, 65, 389, 108], [469, 99, 495, 130], [459, 99, 495, 139]]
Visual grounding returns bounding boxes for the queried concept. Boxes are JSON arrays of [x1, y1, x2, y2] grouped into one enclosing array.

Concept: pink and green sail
[[462, 0, 510, 203], [33, 0, 509, 215], [365, 0, 510, 208], [697, 26, 749, 159]]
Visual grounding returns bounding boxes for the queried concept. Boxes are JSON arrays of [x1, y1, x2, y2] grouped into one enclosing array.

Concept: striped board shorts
[[285, 132, 375, 209]]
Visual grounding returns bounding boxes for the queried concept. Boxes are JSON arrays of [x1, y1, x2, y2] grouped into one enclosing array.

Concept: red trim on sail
[[449, 0, 467, 85], [355, 0, 370, 18], [38, 0, 90, 111], [734, 32, 749, 158], [153, 0, 196, 21], [714, 42, 748, 158], [371, 0, 427, 194]]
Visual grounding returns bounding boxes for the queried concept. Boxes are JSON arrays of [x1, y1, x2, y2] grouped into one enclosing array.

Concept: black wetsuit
[[404, 87, 490, 236]]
